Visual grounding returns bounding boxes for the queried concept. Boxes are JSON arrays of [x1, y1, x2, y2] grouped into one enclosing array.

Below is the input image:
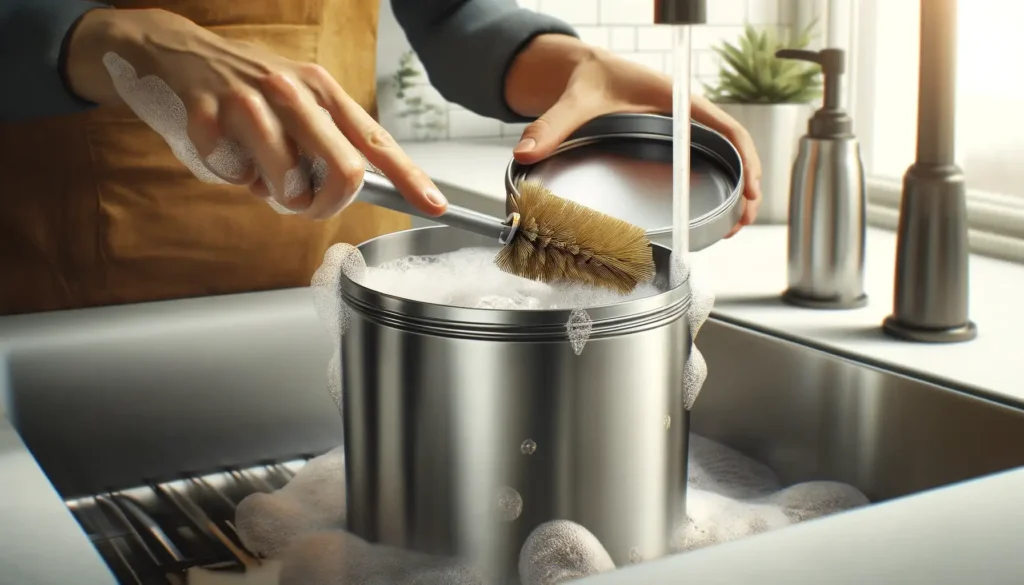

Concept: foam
[[102, 52, 333, 216], [519, 520, 615, 585], [235, 436, 869, 583], [277, 531, 483, 585], [234, 446, 347, 558], [360, 248, 662, 310]]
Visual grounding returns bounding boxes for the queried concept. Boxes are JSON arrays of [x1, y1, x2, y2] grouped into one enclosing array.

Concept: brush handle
[[360, 171, 510, 243]]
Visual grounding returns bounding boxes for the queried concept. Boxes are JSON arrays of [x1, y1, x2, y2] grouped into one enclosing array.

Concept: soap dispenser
[[777, 48, 867, 310]]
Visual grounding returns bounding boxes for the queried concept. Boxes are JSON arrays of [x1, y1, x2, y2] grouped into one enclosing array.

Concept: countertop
[[404, 138, 1024, 407]]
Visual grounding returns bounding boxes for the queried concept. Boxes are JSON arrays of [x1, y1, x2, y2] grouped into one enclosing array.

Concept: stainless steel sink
[[693, 317, 1024, 502], [3, 290, 1024, 583]]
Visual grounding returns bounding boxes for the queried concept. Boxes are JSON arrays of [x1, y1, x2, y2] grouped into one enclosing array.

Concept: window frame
[[848, 0, 1024, 264]]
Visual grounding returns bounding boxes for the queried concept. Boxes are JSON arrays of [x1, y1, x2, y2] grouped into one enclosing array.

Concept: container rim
[[504, 113, 745, 251], [339, 226, 692, 332]]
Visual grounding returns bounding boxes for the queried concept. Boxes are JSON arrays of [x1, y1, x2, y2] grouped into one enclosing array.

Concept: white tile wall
[[377, 0, 790, 142]]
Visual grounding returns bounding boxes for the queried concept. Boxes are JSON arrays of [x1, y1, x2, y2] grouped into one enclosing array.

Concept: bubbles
[[326, 350, 342, 413], [229, 435, 870, 584], [682, 256, 715, 411], [234, 446, 347, 559], [519, 520, 614, 585], [358, 248, 660, 310], [683, 347, 708, 411], [312, 243, 365, 340], [664, 415, 672, 430], [521, 439, 537, 455], [497, 487, 524, 522], [101, 52, 332, 213], [669, 251, 690, 289], [672, 436, 870, 554], [566, 309, 593, 356]]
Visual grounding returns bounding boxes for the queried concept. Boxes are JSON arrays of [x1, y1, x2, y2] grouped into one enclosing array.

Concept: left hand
[[509, 42, 762, 237]]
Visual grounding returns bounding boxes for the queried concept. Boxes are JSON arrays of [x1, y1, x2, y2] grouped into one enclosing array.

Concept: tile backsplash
[[376, 0, 791, 142]]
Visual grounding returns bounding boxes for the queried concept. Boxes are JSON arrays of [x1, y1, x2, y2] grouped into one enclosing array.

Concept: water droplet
[[664, 415, 671, 430], [496, 487, 523, 522], [629, 547, 643, 564], [521, 439, 537, 455]]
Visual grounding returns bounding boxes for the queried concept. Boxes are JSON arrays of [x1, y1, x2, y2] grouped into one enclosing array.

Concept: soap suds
[[232, 436, 868, 584], [359, 247, 662, 310]]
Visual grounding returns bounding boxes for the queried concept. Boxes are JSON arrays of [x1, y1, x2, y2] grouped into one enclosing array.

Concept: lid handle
[[775, 48, 845, 111]]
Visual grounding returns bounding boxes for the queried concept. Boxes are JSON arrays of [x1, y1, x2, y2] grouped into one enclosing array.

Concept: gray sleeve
[[391, 0, 578, 122], [0, 0, 110, 122]]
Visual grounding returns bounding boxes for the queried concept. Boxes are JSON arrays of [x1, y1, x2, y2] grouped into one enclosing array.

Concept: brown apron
[[0, 0, 410, 316]]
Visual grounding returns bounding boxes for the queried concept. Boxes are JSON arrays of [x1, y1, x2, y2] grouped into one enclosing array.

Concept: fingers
[[301, 64, 446, 217], [513, 87, 597, 165], [218, 88, 311, 212], [261, 71, 368, 219], [184, 93, 260, 186], [690, 94, 763, 228]]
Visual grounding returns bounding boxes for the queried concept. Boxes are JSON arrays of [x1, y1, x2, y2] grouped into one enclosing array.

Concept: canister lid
[[505, 113, 745, 252]]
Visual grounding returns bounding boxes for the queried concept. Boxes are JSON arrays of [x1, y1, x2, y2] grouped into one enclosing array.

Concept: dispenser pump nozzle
[[776, 48, 852, 138]]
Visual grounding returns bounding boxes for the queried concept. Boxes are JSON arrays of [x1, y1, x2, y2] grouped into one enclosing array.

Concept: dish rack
[[65, 458, 315, 584]]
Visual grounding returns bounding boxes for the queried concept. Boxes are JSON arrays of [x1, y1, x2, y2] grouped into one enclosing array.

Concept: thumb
[[513, 93, 596, 165]]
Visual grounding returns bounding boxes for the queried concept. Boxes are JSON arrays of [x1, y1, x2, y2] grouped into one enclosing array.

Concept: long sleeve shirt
[[0, 0, 577, 122]]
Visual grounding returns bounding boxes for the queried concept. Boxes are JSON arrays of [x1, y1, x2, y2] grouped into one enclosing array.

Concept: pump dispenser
[[778, 48, 867, 310]]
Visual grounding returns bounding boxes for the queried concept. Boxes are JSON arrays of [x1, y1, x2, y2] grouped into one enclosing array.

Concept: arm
[[391, 0, 579, 122], [0, 0, 110, 121]]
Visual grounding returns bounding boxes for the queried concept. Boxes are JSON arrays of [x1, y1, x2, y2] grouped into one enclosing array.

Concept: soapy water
[[211, 436, 869, 585], [363, 247, 663, 311]]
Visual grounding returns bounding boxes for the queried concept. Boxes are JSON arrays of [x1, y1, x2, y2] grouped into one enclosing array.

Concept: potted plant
[[704, 23, 822, 224], [377, 50, 448, 142]]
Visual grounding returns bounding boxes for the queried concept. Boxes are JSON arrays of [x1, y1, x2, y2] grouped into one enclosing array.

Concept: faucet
[[653, 0, 706, 23], [882, 0, 978, 342]]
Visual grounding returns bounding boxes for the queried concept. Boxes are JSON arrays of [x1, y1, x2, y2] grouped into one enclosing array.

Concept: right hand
[[65, 8, 447, 219]]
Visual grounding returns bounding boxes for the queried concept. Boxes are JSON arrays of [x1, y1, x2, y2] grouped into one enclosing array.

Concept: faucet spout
[[882, 0, 977, 343]]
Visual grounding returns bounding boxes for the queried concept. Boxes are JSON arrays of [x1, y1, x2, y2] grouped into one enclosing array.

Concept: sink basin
[[3, 289, 1024, 583], [693, 317, 1024, 502]]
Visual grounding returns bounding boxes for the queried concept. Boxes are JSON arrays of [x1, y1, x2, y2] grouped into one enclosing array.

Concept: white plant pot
[[716, 103, 811, 224]]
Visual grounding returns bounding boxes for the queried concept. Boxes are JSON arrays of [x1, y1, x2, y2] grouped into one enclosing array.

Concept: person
[[0, 0, 762, 316]]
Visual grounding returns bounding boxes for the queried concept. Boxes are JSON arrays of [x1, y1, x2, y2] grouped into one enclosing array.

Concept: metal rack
[[65, 458, 313, 584]]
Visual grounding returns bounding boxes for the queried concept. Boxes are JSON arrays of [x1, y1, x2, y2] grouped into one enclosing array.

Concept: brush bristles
[[495, 180, 656, 294]]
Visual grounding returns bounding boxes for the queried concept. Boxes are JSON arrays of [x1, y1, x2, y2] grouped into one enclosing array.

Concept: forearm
[[392, 0, 578, 122], [0, 0, 109, 121], [503, 33, 598, 118]]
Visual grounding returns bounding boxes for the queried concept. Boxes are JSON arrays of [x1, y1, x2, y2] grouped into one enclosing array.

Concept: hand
[[65, 8, 446, 219], [506, 36, 762, 237]]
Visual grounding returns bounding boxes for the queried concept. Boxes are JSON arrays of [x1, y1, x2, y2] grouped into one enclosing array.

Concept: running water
[[201, 435, 869, 585]]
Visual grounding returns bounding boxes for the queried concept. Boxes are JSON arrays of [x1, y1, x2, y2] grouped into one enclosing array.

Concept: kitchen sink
[[694, 317, 1024, 502], [3, 289, 1024, 583]]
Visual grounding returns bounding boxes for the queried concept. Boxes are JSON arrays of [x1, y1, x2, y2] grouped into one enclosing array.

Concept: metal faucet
[[653, 0, 706, 24], [882, 0, 978, 342]]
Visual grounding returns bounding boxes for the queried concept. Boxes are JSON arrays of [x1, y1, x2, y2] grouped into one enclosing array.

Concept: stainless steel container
[[340, 226, 691, 582]]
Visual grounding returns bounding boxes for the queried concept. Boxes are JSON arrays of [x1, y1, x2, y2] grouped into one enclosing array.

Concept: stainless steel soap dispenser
[[778, 48, 867, 310]]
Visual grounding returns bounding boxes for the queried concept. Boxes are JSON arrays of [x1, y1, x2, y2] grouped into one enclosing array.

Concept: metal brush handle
[[360, 170, 519, 245]]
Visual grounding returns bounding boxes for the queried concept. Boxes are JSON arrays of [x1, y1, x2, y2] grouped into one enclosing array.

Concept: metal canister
[[340, 226, 691, 582]]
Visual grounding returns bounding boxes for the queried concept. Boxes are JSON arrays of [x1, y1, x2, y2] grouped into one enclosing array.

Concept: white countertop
[[404, 138, 1024, 406]]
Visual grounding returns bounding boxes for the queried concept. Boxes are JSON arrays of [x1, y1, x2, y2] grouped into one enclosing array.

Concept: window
[[850, 0, 1024, 262]]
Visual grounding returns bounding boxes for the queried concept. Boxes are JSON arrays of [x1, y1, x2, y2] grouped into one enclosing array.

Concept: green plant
[[703, 22, 823, 104], [392, 50, 446, 134]]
